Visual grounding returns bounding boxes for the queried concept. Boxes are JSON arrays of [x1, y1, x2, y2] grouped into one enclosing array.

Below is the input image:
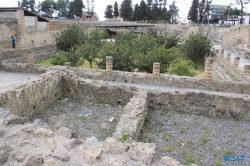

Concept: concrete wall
[[0, 11, 19, 21], [38, 22, 47, 31], [25, 16, 36, 32]]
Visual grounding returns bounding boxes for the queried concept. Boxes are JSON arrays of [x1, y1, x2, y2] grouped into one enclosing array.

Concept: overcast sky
[[1, 0, 249, 20]]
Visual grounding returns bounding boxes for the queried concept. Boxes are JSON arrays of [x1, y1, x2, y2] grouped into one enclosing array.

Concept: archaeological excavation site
[[1, 6, 250, 166]]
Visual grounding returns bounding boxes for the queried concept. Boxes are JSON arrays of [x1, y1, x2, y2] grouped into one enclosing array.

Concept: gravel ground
[[31, 98, 124, 141], [141, 109, 250, 166]]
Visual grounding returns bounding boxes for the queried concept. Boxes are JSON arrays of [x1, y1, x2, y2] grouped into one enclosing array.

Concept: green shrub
[[168, 58, 196, 77], [55, 23, 86, 52], [180, 33, 210, 68]]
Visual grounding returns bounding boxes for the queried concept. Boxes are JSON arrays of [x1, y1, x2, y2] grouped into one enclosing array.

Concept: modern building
[[210, 4, 230, 22]]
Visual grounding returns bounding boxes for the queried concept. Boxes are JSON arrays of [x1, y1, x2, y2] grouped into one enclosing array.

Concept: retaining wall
[[0, 70, 63, 117], [149, 90, 250, 120], [0, 45, 55, 62], [214, 54, 249, 82]]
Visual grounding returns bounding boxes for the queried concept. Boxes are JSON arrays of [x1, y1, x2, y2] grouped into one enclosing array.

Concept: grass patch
[[214, 159, 223, 166], [160, 110, 168, 116], [180, 127, 186, 133], [35, 59, 53, 65], [224, 147, 233, 155], [164, 133, 172, 141], [119, 132, 129, 143], [200, 134, 208, 145], [165, 144, 173, 152], [144, 117, 151, 126]]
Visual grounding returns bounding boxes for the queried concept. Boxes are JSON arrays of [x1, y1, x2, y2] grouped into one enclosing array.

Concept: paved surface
[[0, 71, 39, 90], [213, 45, 250, 71]]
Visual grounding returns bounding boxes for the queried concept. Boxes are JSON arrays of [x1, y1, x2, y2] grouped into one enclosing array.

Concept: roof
[[0, 7, 49, 22]]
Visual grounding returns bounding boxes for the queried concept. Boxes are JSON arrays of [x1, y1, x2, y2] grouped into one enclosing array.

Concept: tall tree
[[198, 0, 211, 23], [169, 0, 179, 22], [114, 1, 119, 19], [189, 0, 199, 22], [40, 0, 57, 17], [73, 0, 84, 18], [18, 0, 36, 12], [230, 0, 250, 24], [147, 0, 153, 20], [133, 4, 140, 21], [140, 0, 147, 20], [224, 7, 241, 18], [151, 4, 161, 21], [104, 5, 114, 20], [57, 0, 69, 17], [120, 0, 133, 21]]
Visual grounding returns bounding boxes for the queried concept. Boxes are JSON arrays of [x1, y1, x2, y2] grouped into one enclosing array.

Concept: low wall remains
[[214, 54, 249, 82], [149, 90, 250, 120], [0, 45, 55, 61], [0, 70, 63, 117]]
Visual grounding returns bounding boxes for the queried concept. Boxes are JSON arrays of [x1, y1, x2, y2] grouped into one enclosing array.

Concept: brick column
[[226, 53, 231, 62], [153, 62, 160, 83], [18, 10, 25, 32], [233, 57, 240, 68], [220, 49, 224, 58], [106, 56, 113, 80], [31, 40, 34, 48], [204, 58, 213, 83], [243, 65, 250, 75], [28, 50, 34, 72], [64, 62, 71, 68]]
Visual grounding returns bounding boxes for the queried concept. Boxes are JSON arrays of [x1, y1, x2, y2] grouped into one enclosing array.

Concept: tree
[[147, 0, 153, 20], [73, 0, 84, 18], [151, 4, 161, 21], [169, 0, 179, 22], [224, 7, 241, 18], [132, 4, 140, 21], [55, 24, 86, 52], [57, 0, 69, 17], [40, 0, 57, 17], [18, 0, 36, 12], [139, 0, 147, 20], [180, 33, 210, 68], [104, 5, 114, 20], [76, 30, 106, 68], [114, 1, 119, 19], [230, 0, 250, 24], [189, 0, 199, 22], [198, 0, 212, 23], [120, 0, 133, 21]]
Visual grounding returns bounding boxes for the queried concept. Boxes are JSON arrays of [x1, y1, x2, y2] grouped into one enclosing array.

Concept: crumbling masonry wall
[[0, 70, 63, 117]]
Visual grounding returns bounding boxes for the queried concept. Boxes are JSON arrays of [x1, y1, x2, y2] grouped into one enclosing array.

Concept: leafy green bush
[[168, 58, 196, 77], [51, 47, 82, 67], [180, 33, 210, 68], [55, 24, 86, 51]]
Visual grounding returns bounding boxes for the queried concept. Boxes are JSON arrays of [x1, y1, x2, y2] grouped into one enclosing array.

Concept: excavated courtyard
[[31, 98, 124, 141], [141, 109, 250, 165]]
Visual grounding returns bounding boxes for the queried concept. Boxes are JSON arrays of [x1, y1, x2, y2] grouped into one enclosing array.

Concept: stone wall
[[67, 67, 250, 95], [0, 70, 63, 117], [149, 90, 250, 120], [0, 45, 55, 62], [213, 54, 249, 82], [222, 25, 250, 48], [61, 71, 135, 105]]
